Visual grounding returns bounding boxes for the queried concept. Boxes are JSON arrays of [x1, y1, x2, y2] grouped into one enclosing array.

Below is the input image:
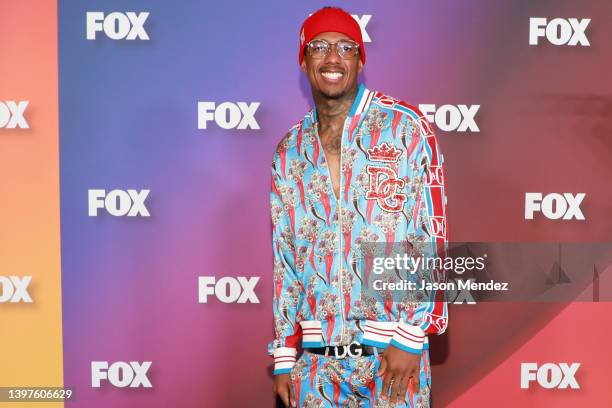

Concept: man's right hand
[[273, 373, 296, 407]]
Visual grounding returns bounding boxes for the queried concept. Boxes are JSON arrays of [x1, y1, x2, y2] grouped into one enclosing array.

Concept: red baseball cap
[[299, 7, 366, 65]]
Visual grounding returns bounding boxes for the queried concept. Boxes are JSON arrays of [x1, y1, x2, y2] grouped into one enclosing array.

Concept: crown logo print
[[366, 143, 402, 162]]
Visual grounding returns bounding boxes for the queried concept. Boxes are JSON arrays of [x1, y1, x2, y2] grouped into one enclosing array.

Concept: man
[[269, 7, 448, 408]]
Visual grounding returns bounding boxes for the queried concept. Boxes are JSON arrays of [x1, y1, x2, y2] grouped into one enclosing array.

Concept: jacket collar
[[312, 83, 373, 123]]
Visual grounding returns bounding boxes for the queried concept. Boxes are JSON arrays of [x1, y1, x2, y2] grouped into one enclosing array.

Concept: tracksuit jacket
[[268, 83, 449, 375]]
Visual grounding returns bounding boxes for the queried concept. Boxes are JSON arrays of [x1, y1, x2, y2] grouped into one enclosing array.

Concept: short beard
[[317, 86, 346, 100]]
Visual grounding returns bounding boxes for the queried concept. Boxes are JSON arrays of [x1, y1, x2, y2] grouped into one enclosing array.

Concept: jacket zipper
[[316, 118, 348, 345], [337, 118, 348, 345]]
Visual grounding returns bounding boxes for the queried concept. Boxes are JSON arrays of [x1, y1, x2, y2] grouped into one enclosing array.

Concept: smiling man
[[269, 7, 449, 408]]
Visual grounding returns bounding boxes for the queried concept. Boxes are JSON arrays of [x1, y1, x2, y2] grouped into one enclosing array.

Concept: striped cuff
[[300, 320, 324, 347], [273, 347, 297, 375], [389, 321, 426, 354], [361, 320, 397, 348]]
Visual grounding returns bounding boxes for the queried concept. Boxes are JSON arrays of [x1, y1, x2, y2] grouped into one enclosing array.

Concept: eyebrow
[[310, 39, 357, 44]]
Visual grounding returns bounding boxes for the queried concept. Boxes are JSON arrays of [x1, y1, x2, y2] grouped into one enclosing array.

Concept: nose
[[323, 43, 342, 64]]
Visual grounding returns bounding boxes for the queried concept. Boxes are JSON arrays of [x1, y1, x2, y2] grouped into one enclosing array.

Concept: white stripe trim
[[275, 358, 296, 363], [391, 321, 426, 351], [355, 88, 369, 115], [365, 321, 398, 331], [273, 347, 297, 372], [363, 90, 374, 114], [363, 320, 399, 345], [364, 327, 393, 337], [274, 355, 297, 360], [300, 320, 324, 344], [299, 320, 321, 329], [273, 347, 297, 359], [275, 361, 296, 370], [362, 319, 429, 350]]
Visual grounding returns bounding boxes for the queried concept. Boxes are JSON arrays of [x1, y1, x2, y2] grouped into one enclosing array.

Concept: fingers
[[411, 372, 420, 393], [412, 373, 421, 393], [380, 371, 393, 400], [274, 377, 292, 408], [389, 375, 406, 405], [395, 376, 409, 405], [376, 356, 387, 377], [288, 380, 296, 407], [277, 385, 289, 407]]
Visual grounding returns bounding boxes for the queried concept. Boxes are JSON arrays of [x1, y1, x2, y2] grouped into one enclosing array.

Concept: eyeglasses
[[305, 39, 360, 59]]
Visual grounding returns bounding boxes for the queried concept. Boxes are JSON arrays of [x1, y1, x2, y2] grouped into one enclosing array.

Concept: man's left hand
[[376, 344, 421, 405]]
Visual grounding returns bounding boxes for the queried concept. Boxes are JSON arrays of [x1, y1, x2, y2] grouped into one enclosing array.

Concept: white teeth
[[322, 72, 343, 80]]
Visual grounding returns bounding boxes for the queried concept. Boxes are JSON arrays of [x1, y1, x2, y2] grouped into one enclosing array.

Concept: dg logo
[[425, 165, 444, 186], [325, 341, 364, 359], [428, 216, 446, 238], [365, 165, 407, 212]]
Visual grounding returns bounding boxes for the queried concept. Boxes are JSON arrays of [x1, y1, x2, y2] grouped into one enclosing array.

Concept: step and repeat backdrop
[[1, 0, 612, 407]]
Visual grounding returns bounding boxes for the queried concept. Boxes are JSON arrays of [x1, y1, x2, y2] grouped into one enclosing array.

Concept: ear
[[300, 60, 307, 73], [357, 59, 363, 74]]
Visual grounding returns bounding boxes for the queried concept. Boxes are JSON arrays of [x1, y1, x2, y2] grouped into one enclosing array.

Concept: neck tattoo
[[323, 134, 342, 155]]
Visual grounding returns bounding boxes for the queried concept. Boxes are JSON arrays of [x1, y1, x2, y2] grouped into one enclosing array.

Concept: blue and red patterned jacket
[[268, 83, 449, 374]]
